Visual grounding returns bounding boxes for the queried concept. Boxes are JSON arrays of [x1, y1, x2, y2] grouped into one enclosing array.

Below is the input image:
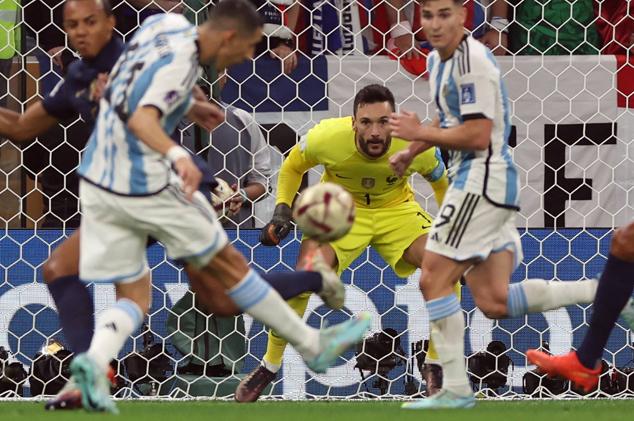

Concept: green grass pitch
[[1, 400, 634, 421]]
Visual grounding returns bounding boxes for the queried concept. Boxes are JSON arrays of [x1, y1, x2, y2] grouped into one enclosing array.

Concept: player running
[[71, 0, 369, 413], [235, 83, 455, 402], [389, 0, 599, 409]]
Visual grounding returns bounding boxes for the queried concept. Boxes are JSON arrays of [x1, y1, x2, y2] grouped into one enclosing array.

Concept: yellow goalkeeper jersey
[[277, 117, 447, 209]]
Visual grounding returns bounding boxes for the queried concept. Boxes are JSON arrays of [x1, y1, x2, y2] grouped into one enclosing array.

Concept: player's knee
[[419, 271, 439, 298], [611, 223, 634, 261], [42, 257, 74, 284]]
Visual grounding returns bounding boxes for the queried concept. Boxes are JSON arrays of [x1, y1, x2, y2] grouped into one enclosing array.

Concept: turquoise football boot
[[402, 389, 475, 410], [306, 312, 372, 373], [70, 353, 118, 414]]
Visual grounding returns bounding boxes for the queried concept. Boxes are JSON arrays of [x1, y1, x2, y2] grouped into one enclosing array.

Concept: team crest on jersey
[[361, 177, 375, 189], [461, 83, 476, 104], [164, 90, 180, 105]]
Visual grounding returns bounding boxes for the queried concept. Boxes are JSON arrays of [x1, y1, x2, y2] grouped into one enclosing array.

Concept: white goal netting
[[1, 0, 633, 400]]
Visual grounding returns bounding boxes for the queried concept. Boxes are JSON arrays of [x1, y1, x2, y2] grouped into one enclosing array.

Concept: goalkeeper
[[236, 84, 456, 402]]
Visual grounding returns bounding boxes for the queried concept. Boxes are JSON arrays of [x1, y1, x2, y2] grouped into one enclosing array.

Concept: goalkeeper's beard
[[357, 136, 391, 158]]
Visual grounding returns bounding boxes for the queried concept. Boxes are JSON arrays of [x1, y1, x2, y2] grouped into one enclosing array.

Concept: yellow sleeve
[[430, 172, 449, 207], [275, 137, 318, 206]]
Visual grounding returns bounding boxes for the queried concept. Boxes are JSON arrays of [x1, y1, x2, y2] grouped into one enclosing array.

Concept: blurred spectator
[[305, 0, 385, 55], [511, 0, 600, 55], [182, 74, 272, 228], [112, 0, 182, 41], [594, 0, 633, 55], [0, 0, 19, 106], [360, 0, 507, 56], [252, 0, 300, 74], [207, 102, 271, 228]]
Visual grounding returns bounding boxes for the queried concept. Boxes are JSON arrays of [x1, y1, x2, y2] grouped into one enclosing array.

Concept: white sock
[[507, 278, 598, 317], [427, 294, 472, 396], [88, 298, 143, 371], [227, 270, 320, 360], [262, 360, 281, 373]]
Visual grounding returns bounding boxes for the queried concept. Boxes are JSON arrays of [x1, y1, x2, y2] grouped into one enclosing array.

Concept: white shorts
[[426, 188, 523, 270], [79, 180, 228, 283]]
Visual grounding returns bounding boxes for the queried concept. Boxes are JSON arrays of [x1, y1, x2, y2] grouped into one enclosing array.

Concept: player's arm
[[389, 117, 440, 176], [276, 144, 316, 206], [128, 106, 201, 200], [260, 137, 318, 246], [187, 85, 224, 132], [390, 110, 492, 151], [129, 53, 207, 199], [0, 102, 58, 143]]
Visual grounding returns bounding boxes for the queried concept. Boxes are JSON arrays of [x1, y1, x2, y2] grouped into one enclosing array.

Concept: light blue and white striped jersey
[[427, 35, 519, 209], [78, 14, 201, 196]]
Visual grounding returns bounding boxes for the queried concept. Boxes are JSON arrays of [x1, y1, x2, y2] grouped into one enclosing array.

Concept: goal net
[[0, 0, 633, 400]]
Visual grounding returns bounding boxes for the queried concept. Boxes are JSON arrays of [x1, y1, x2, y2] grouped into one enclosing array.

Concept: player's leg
[[375, 202, 462, 396], [69, 182, 150, 413], [43, 230, 94, 354], [403, 191, 498, 410], [43, 231, 95, 411], [527, 221, 634, 391], [402, 251, 474, 409], [235, 240, 333, 402], [159, 188, 369, 375], [236, 212, 372, 402], [261, 239, 337, 373], [467, 219, 597, 319], [187, 251, 342, 317]]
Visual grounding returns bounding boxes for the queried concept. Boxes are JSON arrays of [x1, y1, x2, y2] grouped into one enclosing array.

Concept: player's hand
[[389, 110, 423, 141], [271, 44, 298, 75], [389, 149, 415, 177], [174, 156, 202, 201], [479, 30, 508, 56], [188, 100, 224, 132], [192, 85, 207, 102], [227, 183, 243, 216], [260, 203, 293, 246]]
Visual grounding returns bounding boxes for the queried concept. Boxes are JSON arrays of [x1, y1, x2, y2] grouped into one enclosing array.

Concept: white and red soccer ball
[[211, 177, 235, 216], [293, 182, 355, 242]]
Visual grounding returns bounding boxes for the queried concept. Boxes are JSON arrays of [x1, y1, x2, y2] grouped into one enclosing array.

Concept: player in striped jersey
[[1, 0, 359, 411], [389, 0, 599, 409], [71, 0, 369, 413]]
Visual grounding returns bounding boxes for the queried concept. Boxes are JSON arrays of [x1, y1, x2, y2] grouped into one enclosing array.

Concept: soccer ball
[[293, 182, 355, 242], [211, 177, 235, 216]]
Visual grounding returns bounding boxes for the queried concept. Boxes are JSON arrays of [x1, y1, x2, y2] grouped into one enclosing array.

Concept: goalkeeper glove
[[260, 203, 293, 246]]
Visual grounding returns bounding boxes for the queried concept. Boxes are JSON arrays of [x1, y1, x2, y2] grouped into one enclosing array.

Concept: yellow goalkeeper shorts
[[329, 200, 433, 277]]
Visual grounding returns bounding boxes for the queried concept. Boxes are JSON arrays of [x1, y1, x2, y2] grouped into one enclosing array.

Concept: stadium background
[[0, 0, 633, 400]]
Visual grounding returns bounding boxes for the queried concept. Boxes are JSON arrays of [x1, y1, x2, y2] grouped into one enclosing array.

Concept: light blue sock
[[507, 283, 529, 317], [227, 270, 319, 356], [427, 293, 461, 321]]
